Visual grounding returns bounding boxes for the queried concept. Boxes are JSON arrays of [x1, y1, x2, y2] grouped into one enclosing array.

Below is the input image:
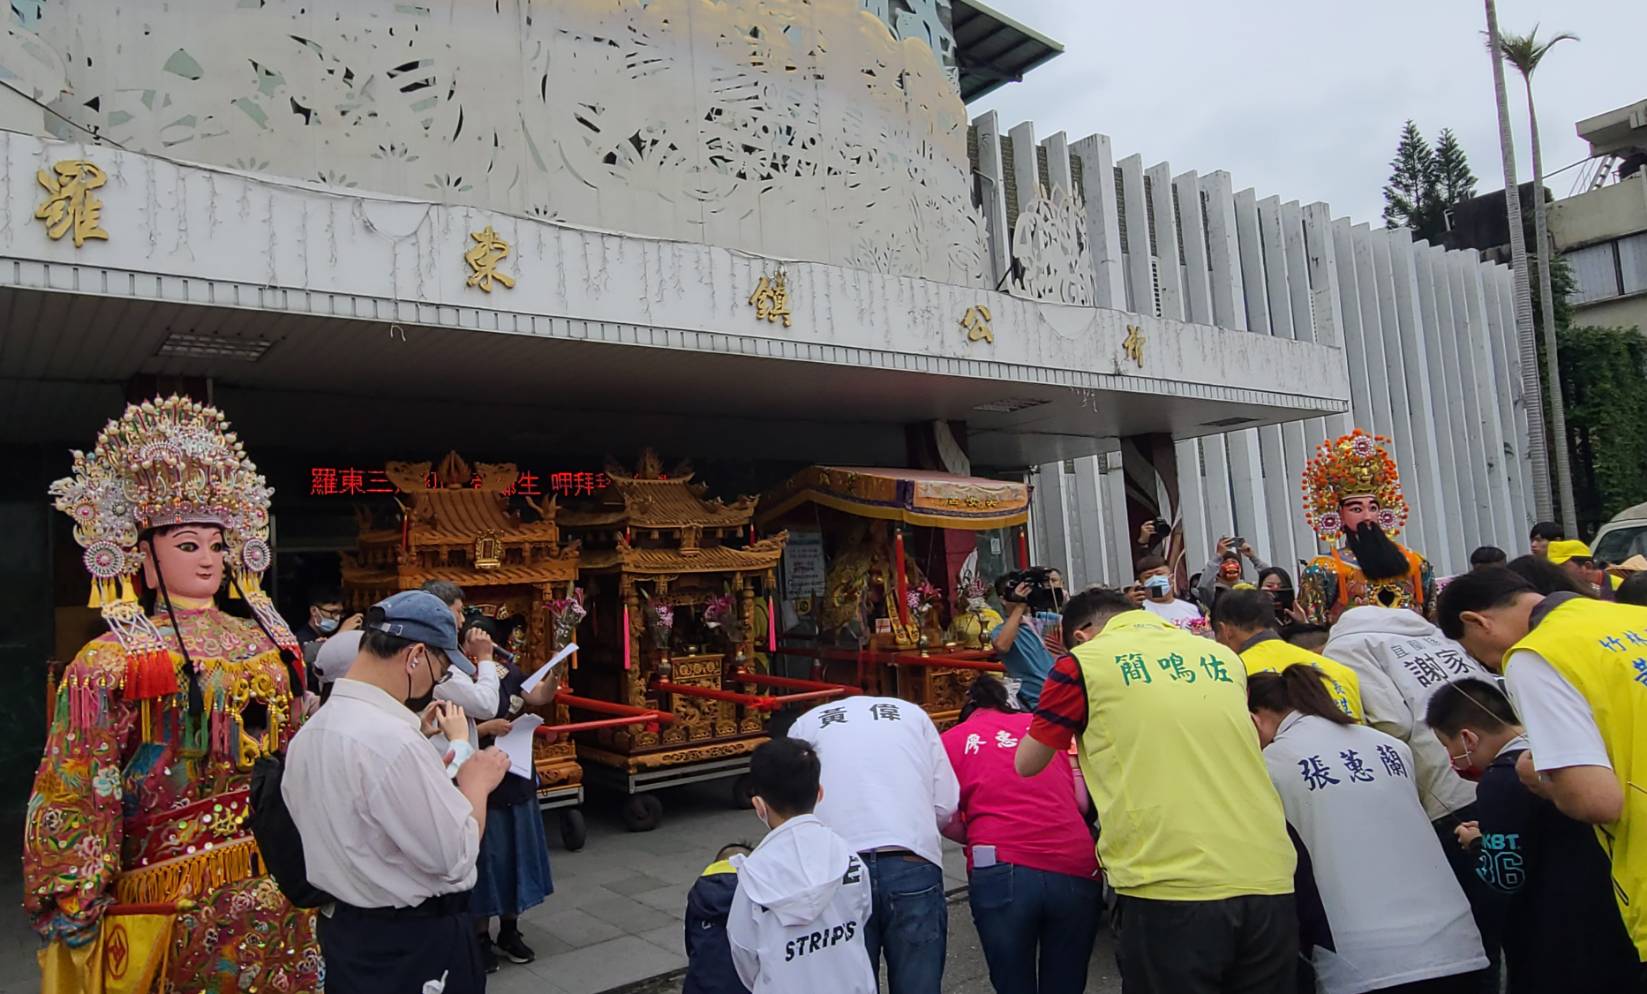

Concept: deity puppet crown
[[48, 396, 295, 696], [1300, 429, 1409, 542]]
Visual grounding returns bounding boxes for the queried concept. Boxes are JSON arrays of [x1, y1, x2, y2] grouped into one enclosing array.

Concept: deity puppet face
[[1339, 496, 1382, 533], [143, 524, 227, 600]]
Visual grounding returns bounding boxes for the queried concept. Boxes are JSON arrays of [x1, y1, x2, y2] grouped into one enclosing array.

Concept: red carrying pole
[[557, 692, 675, 723], [732, 670, 861, 695], [536, 714, 665, 736]]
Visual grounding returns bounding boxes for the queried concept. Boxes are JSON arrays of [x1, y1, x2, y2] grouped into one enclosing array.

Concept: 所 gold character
[[464, 224, 517, 292], [748, 271, 792, 327], [35, 159, 110, 248], [1122, 323, 1145, 367], [960, 304, 993, 344]]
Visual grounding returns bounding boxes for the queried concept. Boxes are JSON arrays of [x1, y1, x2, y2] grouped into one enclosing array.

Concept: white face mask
[[1144, 575, 1172, 597], [752, 797, 772, 831]]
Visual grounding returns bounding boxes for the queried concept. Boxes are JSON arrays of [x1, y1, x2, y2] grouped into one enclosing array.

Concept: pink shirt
[[941, 709, 1100, 881]]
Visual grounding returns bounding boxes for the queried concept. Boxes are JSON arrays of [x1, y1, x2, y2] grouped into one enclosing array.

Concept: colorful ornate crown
[[49, 397, 295, 698], [1300, 429, 1408, 542]]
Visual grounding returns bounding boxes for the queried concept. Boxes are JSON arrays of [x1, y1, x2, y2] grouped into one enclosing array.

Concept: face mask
[[404, 648, 437, 714], [1448, 733, 1484, 781], [1273, 589, 1295, 610], [315, 617, 340, 635], [1144, 576, 1171, 597]]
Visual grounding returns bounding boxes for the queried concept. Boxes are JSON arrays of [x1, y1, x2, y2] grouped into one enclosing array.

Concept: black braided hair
[[227, 574, 303, 699], [145, 533, 205, 718]]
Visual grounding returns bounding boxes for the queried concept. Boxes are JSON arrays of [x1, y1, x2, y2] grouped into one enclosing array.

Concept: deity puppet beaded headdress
[[1300, 429, 1409, 542], [48, 396, 297, 699]]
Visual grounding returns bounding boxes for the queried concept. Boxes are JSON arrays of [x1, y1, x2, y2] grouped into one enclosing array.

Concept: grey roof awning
[[953, 0, 1063, 103]]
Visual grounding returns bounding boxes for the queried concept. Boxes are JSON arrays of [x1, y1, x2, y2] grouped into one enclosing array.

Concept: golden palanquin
[[559, 450, 787, 783], [759, 466, 1030, 727], [341, 452, 584, 803]]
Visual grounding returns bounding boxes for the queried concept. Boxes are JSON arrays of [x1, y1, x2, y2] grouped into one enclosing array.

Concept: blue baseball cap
[[369, 590, 476, 677]]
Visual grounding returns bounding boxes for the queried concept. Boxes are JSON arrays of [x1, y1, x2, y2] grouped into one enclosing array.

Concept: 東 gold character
[[35, 160, 110, 248], [1122, 324, 1145, 367], [960, 304, 993, 344], [749, 272, 793, 327], [464, 225, 516, 293]]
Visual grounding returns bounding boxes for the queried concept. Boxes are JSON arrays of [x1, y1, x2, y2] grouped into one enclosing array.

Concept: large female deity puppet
[[26, 397, 322, 993], [1297, 429, 1436, 625]]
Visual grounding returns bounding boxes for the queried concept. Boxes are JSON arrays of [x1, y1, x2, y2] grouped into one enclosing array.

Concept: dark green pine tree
[[1433, 128, 1477, 211], [1382, 120, 1443, 239]]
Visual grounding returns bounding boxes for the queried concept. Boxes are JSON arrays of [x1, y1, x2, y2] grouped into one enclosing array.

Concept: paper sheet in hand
[[497, 715, 544, 778], [522, 642, 577, 693]]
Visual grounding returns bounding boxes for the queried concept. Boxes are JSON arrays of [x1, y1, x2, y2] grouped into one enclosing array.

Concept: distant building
[[1548, 99, 1647, 334]]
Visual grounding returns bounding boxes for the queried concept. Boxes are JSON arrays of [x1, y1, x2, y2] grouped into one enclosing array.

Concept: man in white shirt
[[728, 738, 875, 994], [421, 580, 500, 749], [1135, 555, 1209, 634], [284, 590, 510, 994], [787, 695, 959, 994]]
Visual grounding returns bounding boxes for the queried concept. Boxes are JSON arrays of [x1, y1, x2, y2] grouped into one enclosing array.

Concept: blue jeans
[[859, 851, 947, 994], [969, 863, 1104, 994]]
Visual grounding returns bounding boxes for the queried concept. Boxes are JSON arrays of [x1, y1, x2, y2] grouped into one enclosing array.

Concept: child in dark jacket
[[684, 843, 754, 994], [1427, 679, 1639, 994]]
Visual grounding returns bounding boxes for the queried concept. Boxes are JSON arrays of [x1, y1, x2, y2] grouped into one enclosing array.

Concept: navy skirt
[[470, 799, 554, 919]]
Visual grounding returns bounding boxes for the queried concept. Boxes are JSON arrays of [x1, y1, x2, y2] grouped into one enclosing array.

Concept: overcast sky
[[972, 0, 1644, 226]]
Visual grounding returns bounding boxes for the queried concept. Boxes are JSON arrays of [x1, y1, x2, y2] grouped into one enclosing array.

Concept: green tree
[[1382, 121, 1442, 237], [1501, 24, 1580, 535], [1433, 129, 1477, 207], [1558, 325, 1647, 532]]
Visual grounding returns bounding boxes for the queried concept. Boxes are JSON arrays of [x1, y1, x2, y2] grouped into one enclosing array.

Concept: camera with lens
[[995, 566, 1065, 612]]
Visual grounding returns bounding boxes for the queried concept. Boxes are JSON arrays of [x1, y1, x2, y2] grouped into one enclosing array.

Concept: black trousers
[[318, 894, 484, 994], [1430, 808, 1498, 994], [1115, 892, 1298, 994]]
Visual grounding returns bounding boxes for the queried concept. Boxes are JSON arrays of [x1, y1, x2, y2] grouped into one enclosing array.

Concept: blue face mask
[[315, 616, 340, 635], [1144, 576, 1172, 596]]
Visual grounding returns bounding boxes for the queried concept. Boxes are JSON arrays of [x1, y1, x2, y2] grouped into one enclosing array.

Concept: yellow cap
[[1546, 539, 1594, 565]]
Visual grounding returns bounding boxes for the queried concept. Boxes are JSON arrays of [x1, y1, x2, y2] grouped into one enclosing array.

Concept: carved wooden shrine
[[558, 450, 799, 830]]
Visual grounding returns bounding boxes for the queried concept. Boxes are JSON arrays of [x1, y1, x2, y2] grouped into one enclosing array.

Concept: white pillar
[[1331, 219, 1377, 431], [1487, 265, 1531, 534], [1459, 254, 1518, 549], [971, 112, 1011, 289], [1007, 120, 1041, 215], [1069, 134, 1128, 309], [1447, 251, 1505, 556], [1381, 229, 1450, 567], [1367, 230, 1432, 560], [1411, 243, 1470, 562], [1146, 161, 1185, 321], [1118, 154, 1155, 316], [1173, 170, 1214, 325]]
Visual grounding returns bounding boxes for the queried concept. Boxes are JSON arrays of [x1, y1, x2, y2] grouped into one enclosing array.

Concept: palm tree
[[1483, 0, 1553, 524], [1501, 24, 1579, 537]]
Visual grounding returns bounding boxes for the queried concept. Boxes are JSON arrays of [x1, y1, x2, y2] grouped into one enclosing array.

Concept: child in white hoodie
[[728, 738, 875, 994]]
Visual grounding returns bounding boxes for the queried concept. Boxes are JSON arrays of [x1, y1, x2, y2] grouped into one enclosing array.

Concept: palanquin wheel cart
[[558, 451, 855, 831], [758, 466, 1033, 729]]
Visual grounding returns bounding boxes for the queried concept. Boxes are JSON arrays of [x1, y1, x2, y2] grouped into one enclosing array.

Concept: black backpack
[[249, 755, 334, 909]]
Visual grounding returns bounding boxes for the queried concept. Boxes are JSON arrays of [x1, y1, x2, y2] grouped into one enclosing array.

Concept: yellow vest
[[1071, 611, 1295, 900], [1241, 634, 1365, 722], [1512, 596, 1647, 959]]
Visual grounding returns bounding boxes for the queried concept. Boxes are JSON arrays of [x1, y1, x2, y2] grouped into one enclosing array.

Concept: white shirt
[[728, 815, 875, 994], [1323, 607, 1486, 819], [433, 654, 500, 749], [283, 678, 481, 908], [1264, 713, 1487, 994], [1503, 648, 1612, 772], [787, 696, 959, 867], [1142, 597, 1205, 631]]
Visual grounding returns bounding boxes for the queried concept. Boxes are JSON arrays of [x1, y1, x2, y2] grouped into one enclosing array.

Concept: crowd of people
[[24, 403, 1645, 994]]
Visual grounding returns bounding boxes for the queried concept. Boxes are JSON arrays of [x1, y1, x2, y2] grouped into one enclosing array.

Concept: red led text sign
[[308, 466, 611, 498]]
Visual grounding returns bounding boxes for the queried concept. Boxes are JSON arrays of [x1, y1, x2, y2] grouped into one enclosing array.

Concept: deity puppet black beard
[[1342, 521, 1410, 581]]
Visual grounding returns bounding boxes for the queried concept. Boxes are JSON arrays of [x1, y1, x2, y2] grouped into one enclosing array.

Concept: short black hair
[[1062, 587, 1135, 646], [307, 585, 343, 606], [1210, 588, 1275, 632], [959, 674, 1013, 722], [1424, 678, 1518, 736], [1134, 555, 1167, 579], [1469, 546, 1507, 568], [1505, 554, 1589, 596], [420, 580, 465, 606], [359, 605, 417, 659], [1530, 521, 1565, 541], [753, 738, 821, 817], [1434, 567, 1537, 639], [1618, 572, 1647, 607], [1278, 622, 1330, 647], [715, 841, 754, 861]]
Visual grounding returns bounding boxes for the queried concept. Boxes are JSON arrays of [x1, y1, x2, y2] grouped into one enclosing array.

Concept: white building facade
[[0, 0, 1526, 587]]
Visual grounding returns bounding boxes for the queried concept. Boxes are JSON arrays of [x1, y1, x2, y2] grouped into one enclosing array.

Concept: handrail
[[731, 671, 861, 696], [649, 680, 779, 710]]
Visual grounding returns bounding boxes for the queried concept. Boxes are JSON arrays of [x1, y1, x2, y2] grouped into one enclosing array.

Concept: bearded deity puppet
[[1297, 430, 1436, 625], [26, 397, 321, 994]]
